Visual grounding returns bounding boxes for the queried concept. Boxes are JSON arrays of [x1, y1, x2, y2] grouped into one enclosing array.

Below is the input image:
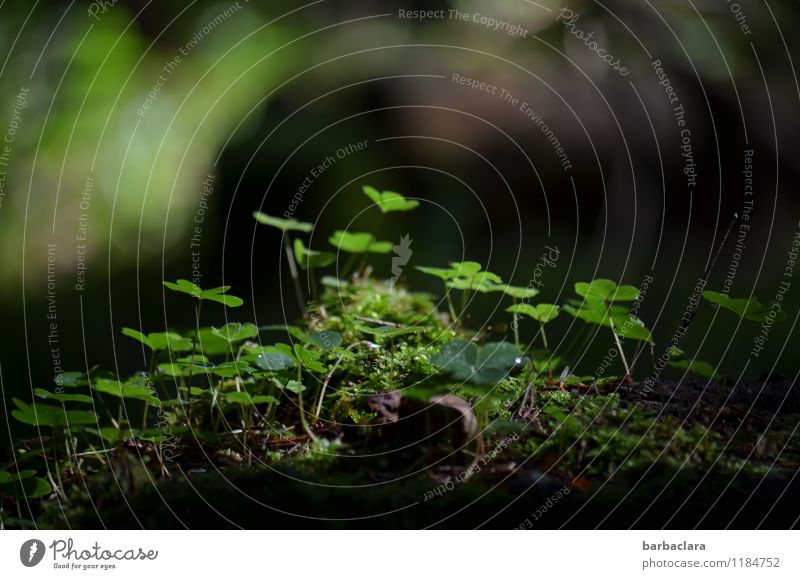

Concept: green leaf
[[55, 372, 88, 387], [121, 327, 149, 348], [448, 272, 503, 292], [123, 329, 193, 352], [702, 290, 783, 322], [329, 230, 393, 254], [488, 284, 539, 299], [367, 240, 394, 253], [163, 279, 202, 297], [507, 303, 559, 323], [415, 266, 454, 281], [211, 361, 256, 378], [92, 379, 160, 405], [200, 286, 230, 296], [255, 350, 296, 371], [530, 350, 562, 373], [362, 185, 419, 213], [293, 345, 327, 373], [157, 361, 210, 377], [305, 331, 343, 350], [33, 388, 94, 404], [666, 346, 722, 380], [164, 280, 243, 307], [211, 322, 259, 343], [431, 340, 523, 386], [224, 391, 279, 405], [284, 380, 306, 394], [450, 261, 483, 278], [0, 476, 53, 499], [252, 211, 312, 232], [611, 315, 654, 344], [431, 339, 479, 382], [204, 293, 244, 308], [355, 324, 424, 338], [612, 285, 640, 301], [475, 342, 524, 384], [320, 276, 348, 288], [194, 327, 231, 356], [294, 239, 335, 270], [575, 279, 639, 302], [563, 300, 608, 326], [11, 399, 97, 427]]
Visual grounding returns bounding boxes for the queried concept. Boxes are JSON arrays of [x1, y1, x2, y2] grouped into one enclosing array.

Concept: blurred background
[[1, 0, 799, 448]]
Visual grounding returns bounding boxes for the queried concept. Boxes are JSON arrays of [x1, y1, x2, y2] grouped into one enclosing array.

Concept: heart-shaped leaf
[[253, 211, 313, 232], [163, 278, 202, 297], [488, 284, 539, 299], [12, 399, 97, 427], [611, 314, 653, 343], [507, 303, 560, 323], [329, 231, 393, 254], [33, 388, 94, 404], [294, 239, 335, 269], [211, 322, 259, 344], [164, 279, 243, 307], [284, 380, 306, 394], [122, 328, 192, 352], [702, 290, 784, 322], [255, 349, 296, 371], [431, 340, 523, 386], [667, 346, 722, 380], [0, 475, 53, 499], [305, 331, 343, 350], [224, 391, 279, 405], [211, 361, 256, 378], [362, 185, 419, 213], [92, 379, 160, 405], [575, 279, 639, 302]]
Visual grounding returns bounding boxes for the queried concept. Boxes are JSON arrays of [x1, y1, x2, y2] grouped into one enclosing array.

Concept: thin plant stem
[[357, 214, 384, 277], [445, 290, 458, 326], [297, 391, 318, 444], [608, 319, 631, 379], [512, 298, 520, 349], [50, 427, 65, 500], [283, 231, 308, 318], [185, 299, 203, 424]]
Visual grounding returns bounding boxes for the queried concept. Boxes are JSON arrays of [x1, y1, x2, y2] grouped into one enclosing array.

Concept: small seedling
[[362, 185, 419, 213], [666, 346, 723, 381], [507, 303, 559, 366], [416, 261, 502, 322], [702, 290, 785, 323], [164, 280, 243, 418], [253, 211, 314, 317], [564, 279, 652, 381]]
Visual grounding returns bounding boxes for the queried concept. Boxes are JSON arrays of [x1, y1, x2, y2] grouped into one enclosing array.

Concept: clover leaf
[[431, 339, 524, 386], [488, 284, 540, 299], [362, 185, 419, 213], [163, 279, 243, 307], [507, 303, 560, 323], [702, 291, 784, 323], [575, 279, 639, 302], [293, 238, 335, 269], [329, 231, 393, 254], [211, 322, 259, 344], [122, 328, 192, 352], [252, 211, 313, 232], [12, 398, 97, 427]]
